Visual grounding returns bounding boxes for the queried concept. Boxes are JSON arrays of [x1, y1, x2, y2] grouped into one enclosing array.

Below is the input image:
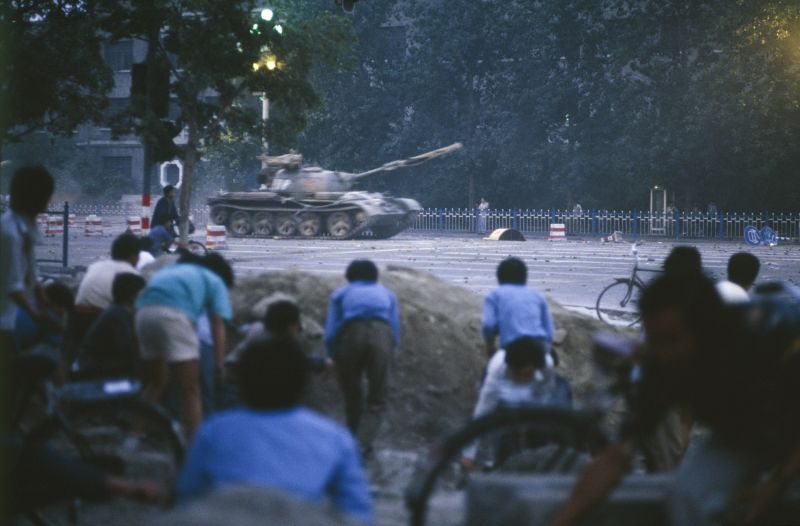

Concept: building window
[[105, 98, 131, 118], [102, 156, 133, 180], [103, 41, 133, 71]]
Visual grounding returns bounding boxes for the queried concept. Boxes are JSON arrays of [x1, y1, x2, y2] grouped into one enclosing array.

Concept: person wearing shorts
[[135, 253, 233, 440]]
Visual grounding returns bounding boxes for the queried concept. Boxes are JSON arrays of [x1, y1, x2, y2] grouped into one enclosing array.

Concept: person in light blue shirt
[[135, 252, 234, 440], [177, 336, 373, 524], [481, 257, 555, 359], [324, 260, 400, 457]]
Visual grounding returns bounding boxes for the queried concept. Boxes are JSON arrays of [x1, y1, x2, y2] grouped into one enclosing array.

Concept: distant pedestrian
[[177, 336, 373, 524], [477, 198, 489, 234], [481, 257, 555, 361], [151, 185, 178, 232], [324, 260, 400, 458], [572, 203, 583, 217]]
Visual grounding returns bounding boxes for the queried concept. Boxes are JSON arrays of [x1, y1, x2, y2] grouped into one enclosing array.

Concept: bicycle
[[10, 347, 184, 525], [595, 241, 662, 327], [404, 332, 638, 526]]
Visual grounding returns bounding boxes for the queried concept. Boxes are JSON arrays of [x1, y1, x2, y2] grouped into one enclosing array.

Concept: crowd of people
[[2, 164, 799, 525]]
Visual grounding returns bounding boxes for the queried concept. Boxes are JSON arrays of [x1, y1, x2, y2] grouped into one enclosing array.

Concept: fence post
[[674, 209, 681, 239], [437, 208, 444, 230], [632, 210, 639, 237], [591, 209, 597, 236], [512, 208, 519, 230], [62, 201, 69, 268]]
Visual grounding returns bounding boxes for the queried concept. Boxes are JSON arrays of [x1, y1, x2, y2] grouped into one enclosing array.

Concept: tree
[[99, 0, 354, 239], [0, 1, 112, 150]]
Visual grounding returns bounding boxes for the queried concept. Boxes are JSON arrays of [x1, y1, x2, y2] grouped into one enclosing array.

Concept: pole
[[260, 94, 269, 169], [141, 15, 159, 235], [62, 202, 69, 268]]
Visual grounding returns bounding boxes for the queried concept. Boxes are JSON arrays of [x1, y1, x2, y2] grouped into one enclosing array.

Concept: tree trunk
[[178, 102, 199, 245]]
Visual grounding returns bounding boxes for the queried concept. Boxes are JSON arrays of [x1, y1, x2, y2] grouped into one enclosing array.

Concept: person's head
[[237, 336, 308, 409], [662, 246, 702, 277], [497, 257, 527, 285], [112, 272, 146, 306], [111, 233, 142, 266], [727, 252, 760, 290], [9, 165, 54, 217], [178, 252, 235, 288], [505, 337, 548, 384], [163, 185, 175, 199], [639, 273, 727, 377], [43, 281, 74, 315], [264, 300, 302, 336], [345, 259, 378, 282]]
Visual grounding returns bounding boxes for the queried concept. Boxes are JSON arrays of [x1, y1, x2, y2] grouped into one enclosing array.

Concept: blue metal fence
[[411, 208, 800, 242]]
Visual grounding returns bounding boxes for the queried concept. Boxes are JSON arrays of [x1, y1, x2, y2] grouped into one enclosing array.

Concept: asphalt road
[[38, 230, 800, 318]]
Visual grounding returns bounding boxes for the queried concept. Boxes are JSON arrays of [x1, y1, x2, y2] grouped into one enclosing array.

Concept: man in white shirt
[[460, 337, 572, 471], [66, 233, 141, 361], [716, 252, 760, 304]]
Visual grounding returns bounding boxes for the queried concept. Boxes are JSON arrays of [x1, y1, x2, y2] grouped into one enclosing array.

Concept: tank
[[207, 143, 462, 239]]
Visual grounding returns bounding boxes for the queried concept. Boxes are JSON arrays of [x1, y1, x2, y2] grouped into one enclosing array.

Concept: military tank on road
[[207, 143, 462, 240]]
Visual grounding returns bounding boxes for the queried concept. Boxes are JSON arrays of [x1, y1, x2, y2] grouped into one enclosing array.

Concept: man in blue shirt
[[136, 253, 234, 440], [324, 260, 400, 458], [481, 257, 555, 359], [177, 336, 373, 524]]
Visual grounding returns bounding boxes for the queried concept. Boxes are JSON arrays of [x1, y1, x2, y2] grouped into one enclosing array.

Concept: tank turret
[[207, 143, 462, 240]]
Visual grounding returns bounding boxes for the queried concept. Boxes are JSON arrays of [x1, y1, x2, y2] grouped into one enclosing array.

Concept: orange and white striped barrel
[[46, 215, 64, 237], [548, 223, 566, 241], [206, 225, 227, 250], [84, 215, 104, 236], [126, 216, 142, 235]]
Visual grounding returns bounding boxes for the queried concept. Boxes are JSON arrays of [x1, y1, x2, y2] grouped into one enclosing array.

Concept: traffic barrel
[[548, 223, 566, 241], [206, 225, 227, 250]]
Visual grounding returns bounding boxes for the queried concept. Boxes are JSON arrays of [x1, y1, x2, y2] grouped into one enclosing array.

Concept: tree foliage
[[298, 0, 800, 211], [0, 1, 113, 146]]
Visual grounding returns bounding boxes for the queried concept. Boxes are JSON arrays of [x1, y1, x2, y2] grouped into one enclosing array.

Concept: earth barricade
[[206, 225, 227, 250]]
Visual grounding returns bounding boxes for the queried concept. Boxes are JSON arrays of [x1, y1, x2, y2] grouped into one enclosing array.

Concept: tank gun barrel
[[340, 142, 463, 182]]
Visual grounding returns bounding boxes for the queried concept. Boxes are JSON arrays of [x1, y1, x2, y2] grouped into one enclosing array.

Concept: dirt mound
[[230, 265, 615, 449]]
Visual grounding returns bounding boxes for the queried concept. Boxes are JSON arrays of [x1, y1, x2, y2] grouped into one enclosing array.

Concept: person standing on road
[[324, 260, 400, 458], [150, 185, 178, 232], [477, 198, 489, 234], [481, 257, 555, 361]]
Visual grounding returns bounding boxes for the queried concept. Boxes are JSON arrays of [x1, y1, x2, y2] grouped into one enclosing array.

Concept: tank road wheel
[[327, 212, 352, 239], [276, 213, 297, 236], [210, 206, 228, 226], [353, 210, 367, 229], [298, 212, 321, 237], [252, 212, 274, 236], [228, 210, 252, 236]]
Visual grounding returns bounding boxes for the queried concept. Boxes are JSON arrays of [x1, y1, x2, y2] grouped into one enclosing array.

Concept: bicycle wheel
[[405, 407, 607, 526], [596, 280, 643, 327], [186, 240, 207, 255]]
